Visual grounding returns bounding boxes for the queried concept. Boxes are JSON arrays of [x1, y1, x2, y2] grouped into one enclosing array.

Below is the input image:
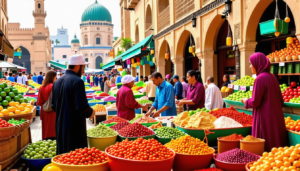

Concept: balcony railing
[[175, 0, 195, 21], [158, 6, 170, 32], [202, 0, 214, 7]]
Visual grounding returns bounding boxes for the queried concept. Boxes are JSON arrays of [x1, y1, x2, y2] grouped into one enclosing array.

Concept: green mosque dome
[[81, 0, 112, 23], [71, 34, 80, 44]]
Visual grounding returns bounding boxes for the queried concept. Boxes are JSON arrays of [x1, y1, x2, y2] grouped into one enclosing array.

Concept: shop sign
[[234, 85, 239, 90], [228, 84, 233, 88], [230, 75, 236, 81], [239, 86, 246, 91]]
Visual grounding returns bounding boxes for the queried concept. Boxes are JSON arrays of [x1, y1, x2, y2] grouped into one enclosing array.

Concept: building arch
[[158, 40, 173, 77], [145, 5, 152, 30], [95, 56, 103, 69], [135, 25, 139, 43], [13, 46, 31, 73], [158, 0, 169, 14]]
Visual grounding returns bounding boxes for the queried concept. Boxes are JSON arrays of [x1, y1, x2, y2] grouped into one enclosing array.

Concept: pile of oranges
[[91, 104, 106, 112], [0, 102, 34, 117], [285, 117, 300, 132], [249, 145, 300, 171]]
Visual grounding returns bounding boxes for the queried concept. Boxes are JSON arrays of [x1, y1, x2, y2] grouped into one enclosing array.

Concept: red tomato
[[289, 95, 294, 99], [294, 89, 298, 92], [284, 96, 288, 99], [294, 92, 298, 95], [296, 126, 300, 132], [289, 86, 292, 89], [285, 99, 290, 102], [295, 95, 299, 98], [290, 92, 294, 95], [291, 126, 296, 131], [289, 89, 293, 92], [291, 81, 297, 88]]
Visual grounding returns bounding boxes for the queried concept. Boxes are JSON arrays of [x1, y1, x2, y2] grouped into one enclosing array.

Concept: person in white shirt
[[22, 71, 28, 85], [205, 77, 223, 110], [17, 72, 23, 84]]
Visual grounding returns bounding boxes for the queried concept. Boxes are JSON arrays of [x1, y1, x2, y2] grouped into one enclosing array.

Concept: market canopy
[[122, 35, 154, 61], [84, 69, 104, 74], [50, 60, 67, 70], [0, 61, 18, 69], [8, 62, 26, 70]]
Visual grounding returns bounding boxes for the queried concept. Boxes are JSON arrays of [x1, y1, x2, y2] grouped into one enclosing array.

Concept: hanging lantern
[[147, 54, 151, 61], [189, 46, 194, 53], [122, 70, 127, 76], [151, 49, 155, 55], [127, 59, 131, 65], [165, 53, 170, 60], [226, 37, 232, 46], [137, 62, 140, 65], [137, 57, 141, 62], [131, 58, 135, 64], [152, 57, 156, 63], [141, 58, 145, 65], [149, 61, 154, 66], [284, 17, 290, 23], [287, 37, 294, 45], [275, 32, 280, 37]]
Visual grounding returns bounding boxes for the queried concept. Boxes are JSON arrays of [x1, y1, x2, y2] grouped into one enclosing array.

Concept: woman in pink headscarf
[[241, 52, 286, 151]]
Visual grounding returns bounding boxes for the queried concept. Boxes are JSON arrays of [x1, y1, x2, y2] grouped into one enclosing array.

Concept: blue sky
[[8, 0, 121, 40]]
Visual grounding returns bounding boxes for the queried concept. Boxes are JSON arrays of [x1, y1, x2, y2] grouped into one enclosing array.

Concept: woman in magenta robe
[[241, 52, 286, 151], [37, 71, 57, 140]]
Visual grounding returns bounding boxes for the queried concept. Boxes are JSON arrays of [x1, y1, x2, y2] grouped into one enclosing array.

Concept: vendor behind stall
[[116, 75, 147, 120]]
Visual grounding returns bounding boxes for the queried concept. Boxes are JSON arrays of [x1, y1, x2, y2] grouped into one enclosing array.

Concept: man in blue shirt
[[172, 75, 183, 100], [135, 73, 139, 82], [8, 73, 15, 82], [116, 73, 122, 84], [37, 72, 44, 84], [32, 73, 37, 82], [94, 74, 99, 87], [146, 72, 177, 117]]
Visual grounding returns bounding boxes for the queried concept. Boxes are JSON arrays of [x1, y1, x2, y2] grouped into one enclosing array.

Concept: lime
[[24, 99, 28, 103], [9, 92, 15, 98], [18, 94, 23, 98], [12, 89, 18, 94], [0, 84, 4, 89], [2, 100, 8, 107], [8, 86, 13, 92], [14, 96, 20, 102], [0, 91, 6, 97], [5, 96, 11, 102], [19, 98, 24, 103], [3, 83, 7, 88]]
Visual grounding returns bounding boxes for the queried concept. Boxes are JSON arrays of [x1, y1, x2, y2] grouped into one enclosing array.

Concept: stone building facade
[[117, 0, 300, 87]]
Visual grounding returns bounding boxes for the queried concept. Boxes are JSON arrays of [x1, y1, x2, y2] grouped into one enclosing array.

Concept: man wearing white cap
[[52, 54, 95, 155], [116, 75, 147, 120]]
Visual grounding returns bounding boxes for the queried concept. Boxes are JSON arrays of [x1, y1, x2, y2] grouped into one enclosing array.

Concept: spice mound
[[156, 127, 186, 139], [173, 111, 189, 125], [213, 116, 243, 128], [195, 169, 223, 171], [242, 135, 264, 142], [209, 107, 252, 126], [181, 111, 217, 129], [107, 138, 174, 161], [165, 135, 214, 155], [117, 123, 155, 137], [219, 133, 244, 141], [215, 148, 260, 164], [149, 121, 163, 129], [103, 116, 127, 124], [110, 121, 130, 131], [87, 124, 117, 137], [133, 116, 157, 123], [130, 114, 144, 122]]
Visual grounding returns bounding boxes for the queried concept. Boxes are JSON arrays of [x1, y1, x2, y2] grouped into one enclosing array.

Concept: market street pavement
[[30, 116, 94, 143]]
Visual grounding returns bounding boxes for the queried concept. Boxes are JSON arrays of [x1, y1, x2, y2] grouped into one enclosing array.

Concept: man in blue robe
[[52, 54, 95, 155]]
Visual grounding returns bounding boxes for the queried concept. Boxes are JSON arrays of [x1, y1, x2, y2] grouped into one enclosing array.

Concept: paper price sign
[[228, 84, 233, 88], [240, 86, 246, 91], [279, 63, 285, 66], [250, 86, 253, 91], [234, 85, 239, 90]]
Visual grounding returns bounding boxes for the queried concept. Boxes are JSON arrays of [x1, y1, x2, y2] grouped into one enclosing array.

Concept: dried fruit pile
[[110, 121, 130, 131], [133, 116, 157, 123], [103, 116, 127, 124], [117, 123, 154, 137], [219, 133, 244, 141], [53, 147, 108, 165], [215, 148, 260, 164], [165, 135, 214, 155], [209, 107, 252, 126], [87, 124, 117, 137], [106, 138, 174, 160], [91, 104, 106, 112], [242, 135, 263, 142]]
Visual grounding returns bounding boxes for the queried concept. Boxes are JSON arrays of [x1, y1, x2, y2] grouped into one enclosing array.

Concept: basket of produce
[[218, 134, 244, 153], [50, 147, 109, 171], [103, 116, 128, 125], [240, 136, 265, 156], [117, 123, 156, 141], [149, 121, 163, 130], [245, 162, 254, 171], [105, 138, 175, 171], [165, 135, 215, 171], [22, 140, 56, 169], [0, 119, 15, 140], [173, 108, 252, 145], [109, 121, 130, 131], [87, 124, 118, 151], [155, 127, 186, 144], [213, 149, 260, 171], [131, 116, 159, 127]]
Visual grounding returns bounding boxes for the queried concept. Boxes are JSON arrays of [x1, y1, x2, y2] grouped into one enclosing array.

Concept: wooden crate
[[1, 106, 36, 123], [0, 136, 18, 162], [20, 127, 31, 150], [0, 144, 28, 169]]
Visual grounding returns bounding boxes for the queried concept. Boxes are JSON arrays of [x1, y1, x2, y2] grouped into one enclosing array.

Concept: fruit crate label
[[234, 85, 239, 90], [228, 84, 233, 88], [279, 62, 285, 66], [250, 86, 253, 91], [239, 86, 246, 91]]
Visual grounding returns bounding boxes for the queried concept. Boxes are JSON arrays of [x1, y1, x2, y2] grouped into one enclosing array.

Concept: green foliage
[[120, 38, 134, 51]]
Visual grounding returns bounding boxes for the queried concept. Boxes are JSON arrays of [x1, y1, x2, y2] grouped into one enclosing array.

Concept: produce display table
[[106, 108, 117, 120], [94, 111, 107, 126]]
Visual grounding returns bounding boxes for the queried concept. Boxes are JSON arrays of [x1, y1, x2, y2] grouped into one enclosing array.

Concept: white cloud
[[8, 0, 121, 42]]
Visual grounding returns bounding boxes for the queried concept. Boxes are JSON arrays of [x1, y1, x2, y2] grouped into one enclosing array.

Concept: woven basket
[[21, 120, 30, 131], [13, 125, 22, 136], [0, 126, 15, 141]]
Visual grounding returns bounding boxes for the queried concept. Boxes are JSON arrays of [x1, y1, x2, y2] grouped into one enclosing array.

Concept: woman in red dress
[[37, 71, 57, 140]]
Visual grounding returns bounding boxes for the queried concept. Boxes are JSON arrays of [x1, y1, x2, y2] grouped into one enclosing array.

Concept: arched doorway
[[145, 5, 153, 37], [13, 46, 31, 73], [95, 56, 103, 69], [135, 25, 139, 43], [216, 20, 234, 88], [158, 40, 173, 77]]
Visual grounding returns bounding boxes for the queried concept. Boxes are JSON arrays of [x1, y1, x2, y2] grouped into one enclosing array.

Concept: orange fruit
[[21, 103, 27, 107], [284, 161, 291, 167], [8, 107, 16, 112], [15, 110, 21, 115], [0, 106, 3, 111], [24, 109, 31, 114], [8, 112, 14, 116], [1, 109, 9, 116], [21, 111, 26, 114], [18, 106, 25, 111], [9, 102, 16, 106]]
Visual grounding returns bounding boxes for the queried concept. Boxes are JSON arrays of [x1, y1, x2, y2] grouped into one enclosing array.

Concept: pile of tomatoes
[[53, 147, 108, 165], [0, 118, 13, 127], [107, 138, 174, 161], [267, 37, 300, 59], [117, 123, 155, 137], [282, 84, 300, 102], [285, 117, 300, 132]]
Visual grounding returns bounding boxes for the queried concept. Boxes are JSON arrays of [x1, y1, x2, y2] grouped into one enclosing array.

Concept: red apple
[[291, 81, 297, 88]]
